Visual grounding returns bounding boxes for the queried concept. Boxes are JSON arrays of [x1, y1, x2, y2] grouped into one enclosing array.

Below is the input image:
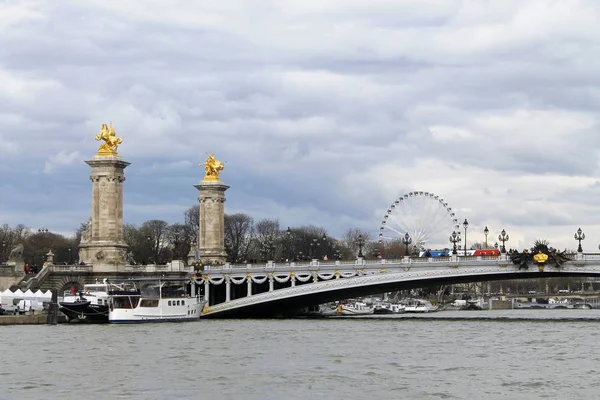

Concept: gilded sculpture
[[95, 123, 122, 156], [200, 153, 224, 182]]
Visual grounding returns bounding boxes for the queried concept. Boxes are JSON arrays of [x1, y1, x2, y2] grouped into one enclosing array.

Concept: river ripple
[[1, 310, 599, 400]]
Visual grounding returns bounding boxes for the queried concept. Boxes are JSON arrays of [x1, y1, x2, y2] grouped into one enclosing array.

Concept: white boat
[[374, 301, 405, 314], [402, 299, 437, 313], [108, 278, 206, 324], [337, 301, 374, 315]]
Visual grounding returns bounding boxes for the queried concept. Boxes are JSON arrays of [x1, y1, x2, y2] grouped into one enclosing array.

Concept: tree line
[[0, 205, 413, 266]]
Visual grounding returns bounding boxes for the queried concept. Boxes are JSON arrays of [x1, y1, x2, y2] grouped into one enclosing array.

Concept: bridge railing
[[123, 264, 192, 273], [48, 264, 94, 273], [200, 253, 600, 273]]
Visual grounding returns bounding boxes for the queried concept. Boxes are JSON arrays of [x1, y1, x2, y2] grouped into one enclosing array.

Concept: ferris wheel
[[378, 191, 459, 251]]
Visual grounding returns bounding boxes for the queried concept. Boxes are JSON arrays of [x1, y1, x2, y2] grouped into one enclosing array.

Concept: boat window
[[181, 300, 185, 306], [176, 300, 180, 306], [114, 297, 135, 309], [168, 301, 171, 306], [140, 299, 159, 307]]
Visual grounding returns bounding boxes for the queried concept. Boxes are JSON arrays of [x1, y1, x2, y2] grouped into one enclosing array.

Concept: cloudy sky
[[1, 0, 600, 251]]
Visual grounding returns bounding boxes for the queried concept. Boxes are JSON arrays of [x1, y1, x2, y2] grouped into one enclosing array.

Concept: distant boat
[[337, 302, 374, 315], [373, 301, 405, 314], [402, 299, 437, 313]]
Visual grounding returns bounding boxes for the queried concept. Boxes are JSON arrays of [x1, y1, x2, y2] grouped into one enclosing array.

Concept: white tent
[[34, 290, 52, 300]]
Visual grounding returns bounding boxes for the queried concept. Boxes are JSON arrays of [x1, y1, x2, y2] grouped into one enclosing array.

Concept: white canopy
[[0, 289, 52, 300]]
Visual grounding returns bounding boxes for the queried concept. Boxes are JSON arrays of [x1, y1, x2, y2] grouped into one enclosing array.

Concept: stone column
[[79, 156, 129, 272], [194, 181, 229, 265]]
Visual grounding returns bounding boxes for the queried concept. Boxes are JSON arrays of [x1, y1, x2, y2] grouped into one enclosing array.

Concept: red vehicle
[[472, 249, 500, 256]]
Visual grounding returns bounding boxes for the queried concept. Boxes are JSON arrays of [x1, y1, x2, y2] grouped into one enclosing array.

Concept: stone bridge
[[15, 264, 190, 292], [196, 253, 600, 318]]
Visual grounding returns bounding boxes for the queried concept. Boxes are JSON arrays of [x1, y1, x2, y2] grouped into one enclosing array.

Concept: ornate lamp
[[574, 228, 585, 253]]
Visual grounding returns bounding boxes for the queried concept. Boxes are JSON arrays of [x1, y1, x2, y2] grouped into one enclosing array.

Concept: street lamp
[[146, 235, 153, 264], [320, 234, 328, 259], [286, 227, 293, 261], [449, 231, 460, 255], [334, 245, 342, 260], [462, 219, 469, 255], [574, 227, 585, 253], [173, 233, 180, 261], [498, 229, 509, 253], [356, 234, 365, 258], [68, 248, 72, 265], [38, 228, 49, 233], [484, 226, 489, 248], [1, 241, 5, 264], [401, 232, 412, 256]]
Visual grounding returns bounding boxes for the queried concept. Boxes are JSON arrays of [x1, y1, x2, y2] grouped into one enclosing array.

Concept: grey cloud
[[1, 1, 600, 248]]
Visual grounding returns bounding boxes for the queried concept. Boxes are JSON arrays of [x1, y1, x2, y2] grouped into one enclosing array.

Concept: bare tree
[[252, 218, 280, 261], [184, 205, 199, 246], [140, 220, 170, 264], [224, 213, 254, 263], [342, 228, 371, 258], [168, 223, 188, 262]]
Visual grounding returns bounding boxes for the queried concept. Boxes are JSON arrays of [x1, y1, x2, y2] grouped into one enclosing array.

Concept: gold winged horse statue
[[200, 153, 224, 182], [95, 123, 123, 156]]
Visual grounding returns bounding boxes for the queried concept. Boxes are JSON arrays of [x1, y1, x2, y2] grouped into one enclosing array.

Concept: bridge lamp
[[494, 242, 498, 250], [1, 241, 5, 264], [356, 234, 365, 258], [322, 233, 328, 259], [146, 235, 153, 264], [449, 231, 460, 255], [286, 227, 293, 261], [574, 228, 585, 253], [462, 219, 469, 255], [483, 226, 489, 248], [38, 228, 49, 233], [68, 248, 72, 265], [498, 229, 509, 254], [401, 232, 412, 256]]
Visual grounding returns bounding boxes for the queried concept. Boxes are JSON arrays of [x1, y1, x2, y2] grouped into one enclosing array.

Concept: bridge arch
[[200, 265, 600, 318], [56, 276, 87, 294]]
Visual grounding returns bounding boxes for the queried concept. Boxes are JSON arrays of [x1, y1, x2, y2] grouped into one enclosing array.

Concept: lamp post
[[173, 233, 180, 261], [449, 231, 460, 255], [498, 229, 509, 253], [286, 227, 293, 262], [574, 227, 585, 253], [462, 219, 469, 255], [38, 228, 49, 233], [68, 248, 72, 265], [484, 226, 489, 249], [321, 233, 327, 260], [356, 234, 365, 258], [1, 240, 5, 264], [146, 235, 153, 264], [334, 245, 341, 260], [401, 232, 412, 256]]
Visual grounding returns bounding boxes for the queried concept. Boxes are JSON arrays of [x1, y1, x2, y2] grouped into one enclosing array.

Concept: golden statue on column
[[200, 153, 224, 182], [95, 122, 123, 157]]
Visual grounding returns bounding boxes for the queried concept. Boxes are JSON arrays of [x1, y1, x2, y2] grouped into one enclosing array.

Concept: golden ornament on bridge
[[200, 153, 224, 182], [95, 122, 123, 157], [533, 251, 549, 264]]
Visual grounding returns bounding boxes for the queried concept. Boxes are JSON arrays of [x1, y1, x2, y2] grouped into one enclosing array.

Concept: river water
[[1, 310, 599, 400]]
